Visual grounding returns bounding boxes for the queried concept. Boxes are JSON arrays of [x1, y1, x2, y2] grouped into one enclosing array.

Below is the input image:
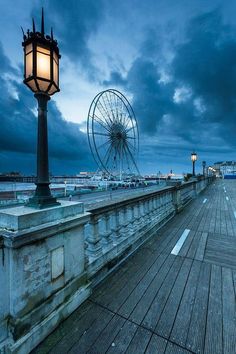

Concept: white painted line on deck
[[234, 211, 236, 219], [171, 229, 190, 256], [226, 196, 229, 201], [203, 198, 207, 204]]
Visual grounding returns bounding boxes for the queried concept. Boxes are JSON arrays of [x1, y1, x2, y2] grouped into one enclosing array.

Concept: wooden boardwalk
[[33, 180, 236, 354]]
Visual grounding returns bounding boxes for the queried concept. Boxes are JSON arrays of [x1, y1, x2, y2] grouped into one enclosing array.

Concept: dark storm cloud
[[0, 43, 93, 174], [172, 10, 236, 145], [32, 0, 104, 79], [105, 9, 236, 156]]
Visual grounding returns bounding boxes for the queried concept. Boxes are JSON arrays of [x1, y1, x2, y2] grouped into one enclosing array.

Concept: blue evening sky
[[0, 0, 236, 175]]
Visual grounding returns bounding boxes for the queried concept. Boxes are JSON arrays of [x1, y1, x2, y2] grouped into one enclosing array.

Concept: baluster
[[119, 207, 127, 238], [111, 209, 121, 241], [133, 203, 140, 230], [85, 216, 103, 260], [100, 212, 112, 246], [126, 205, 134, 236]]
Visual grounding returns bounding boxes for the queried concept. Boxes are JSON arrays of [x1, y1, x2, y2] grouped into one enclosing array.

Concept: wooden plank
[[204, 264, 222, 354], [170, 260, 201, 347], [178, 230, 196, 257], [129, 255, 176, 325], [106, 320, 138, 354], [186, 231, 202, 259], [118, 254, 167, 318], [164, 342, 192, 354], [106, 251, 164, 312], [125, 326, 152, 354], [142, 256, 183, 331], [68, 307, 114, 354], [154, 258, 192, 338], [86, 315, 126, 354], [91, 247, 154, 303], [144, 334, 167, 354], [195, 232, 208, 261], [186, 262, 211, 353], [32, 300, 94, 353], [106, 228, 185, 313], [48, 303, 107, 354], [222, 267, 236, 354]]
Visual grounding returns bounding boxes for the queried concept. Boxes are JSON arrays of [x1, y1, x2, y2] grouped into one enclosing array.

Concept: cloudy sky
[[1, 0, 236, 175]]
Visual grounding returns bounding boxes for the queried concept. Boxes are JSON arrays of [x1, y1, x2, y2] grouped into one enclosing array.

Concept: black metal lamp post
[[191, 152, 197, 176], [202, 161, 206, 177], [22, 9, 61, 208]]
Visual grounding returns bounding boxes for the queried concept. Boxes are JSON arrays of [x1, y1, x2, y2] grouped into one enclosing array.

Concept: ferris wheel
[[87, 89, 139, 179]]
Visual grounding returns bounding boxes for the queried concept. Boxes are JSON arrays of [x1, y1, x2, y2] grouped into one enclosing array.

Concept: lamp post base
[[27, 183, 61, 209]]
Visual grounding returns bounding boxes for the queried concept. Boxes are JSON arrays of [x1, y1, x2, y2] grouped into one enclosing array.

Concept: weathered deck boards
[[32, 180, 236, 354]]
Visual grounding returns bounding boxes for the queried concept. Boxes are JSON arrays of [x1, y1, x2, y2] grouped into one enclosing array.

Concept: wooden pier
[[33, 179, 236, 354]]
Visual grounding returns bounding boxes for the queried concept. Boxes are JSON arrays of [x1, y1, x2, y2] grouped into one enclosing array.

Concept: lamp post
[[22, 9, 61, 208], [191, 152, 197, 176], [202, 161, 206, 177]]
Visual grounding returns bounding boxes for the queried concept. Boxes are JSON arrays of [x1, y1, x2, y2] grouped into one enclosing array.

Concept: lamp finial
[[32, 18, 36, 33], [41, 8, 45, 37]]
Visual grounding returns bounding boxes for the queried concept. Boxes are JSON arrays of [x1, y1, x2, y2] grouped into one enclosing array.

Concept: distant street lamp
[[202, 161, 206, 177], [22, 9, 61, 208], [191, 152, 197, 176]]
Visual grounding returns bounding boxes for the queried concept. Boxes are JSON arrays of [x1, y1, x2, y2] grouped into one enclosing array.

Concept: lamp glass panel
[[36, 46, 50, 80], [37, 79, 50, 92], [53, 51, 59, 64], [53, 58, 58, 86], [48, 84, 57, 95], [25, 43, 32, 54], [25, 52, 33, 78], [26, 79, 37, 92]]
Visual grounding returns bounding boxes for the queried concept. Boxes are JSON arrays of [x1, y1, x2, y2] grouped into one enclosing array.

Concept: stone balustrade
[[84, 176, 214, 281], [0, 176, 214, 353]]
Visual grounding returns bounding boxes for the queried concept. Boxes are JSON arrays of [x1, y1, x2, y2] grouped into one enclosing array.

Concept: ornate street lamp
[[22, 9, 61, 208], [191, 152, 197, 176]]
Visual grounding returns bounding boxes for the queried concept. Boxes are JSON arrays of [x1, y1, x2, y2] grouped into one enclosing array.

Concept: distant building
[[212, 161, 236, 177]]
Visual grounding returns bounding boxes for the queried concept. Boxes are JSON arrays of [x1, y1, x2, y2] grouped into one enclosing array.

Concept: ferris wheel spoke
[[126, 139, 136, 152], [96, 102, 113, 127], [93, 131, 110, 137], [122, 109, 133, 130], [92, 114, 111, 132], [104, 145, 115, 169], [125, 126, 136, 134], [97, 140, 111, 150], [107, 92, 117, 122], [101, 96, 114, 124], [123, 142, 140, 174]]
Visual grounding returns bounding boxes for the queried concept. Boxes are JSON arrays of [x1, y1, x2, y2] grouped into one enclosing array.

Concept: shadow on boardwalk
[[32, 179, 236, 354]]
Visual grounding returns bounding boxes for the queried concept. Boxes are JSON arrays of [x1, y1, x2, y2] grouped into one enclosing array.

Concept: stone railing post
[[0, 202, 90, 354], [173, 186, 183, 212]]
